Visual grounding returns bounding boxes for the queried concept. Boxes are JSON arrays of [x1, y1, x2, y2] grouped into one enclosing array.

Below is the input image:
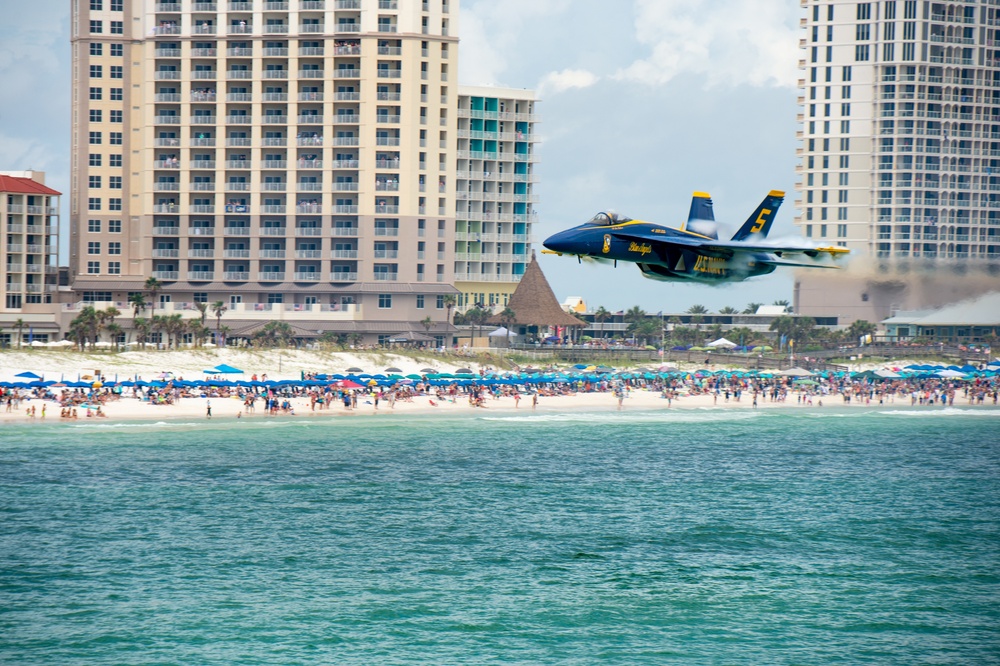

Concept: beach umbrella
[[385, 367, 403, 373], [14, 371, 43, 380], [213, 364, 244, 374], [346, 367, 364, 373], [454, 367, 473, 374]]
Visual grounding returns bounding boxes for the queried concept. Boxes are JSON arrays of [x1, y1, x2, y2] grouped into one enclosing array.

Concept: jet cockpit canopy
[[589, 210, 632, 226]]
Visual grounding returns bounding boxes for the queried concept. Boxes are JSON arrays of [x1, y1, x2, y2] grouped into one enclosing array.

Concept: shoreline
[[2, 388, 993, 426]]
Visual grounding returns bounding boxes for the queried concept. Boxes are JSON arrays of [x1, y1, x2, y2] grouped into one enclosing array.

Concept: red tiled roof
[[0, 175, 61, 196]]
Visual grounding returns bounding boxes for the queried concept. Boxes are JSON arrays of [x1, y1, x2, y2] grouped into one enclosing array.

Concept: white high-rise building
[[69, 0, 465, 345], [794, 0, 1000, 324]]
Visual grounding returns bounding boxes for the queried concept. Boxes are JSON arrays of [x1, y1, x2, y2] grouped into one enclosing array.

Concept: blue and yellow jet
[[542, 190, 849, 284]]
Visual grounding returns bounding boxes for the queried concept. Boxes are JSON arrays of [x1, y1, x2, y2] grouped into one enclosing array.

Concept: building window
[[378, 294, 392, 308], [110, 21, 123, 34], [110, 87, 123, 100], [110, 132, 122, 145], [841, 120, 850, 133], [805, 224, 812, 237], [88, 175, 102, 188], [267, 293, 283, 304], [90, 0, 102, 8], [109, 176, 122, 189], [837, 224, 848, 238], [89, 64, 102, 77], [89, 154, 102, 167], [436, 295, 445, 309], [109, 154, 122, 167], [841, 103, 851, 116], [108, 219, 122, 233], [415, 294, 424, 308], [855, 24, 870, 41], [838, 207, 848, 220], [193, 292, 207, 303], [110, 0, 123, 9], [89, 131, 102, 144], [883, 43, 894, 61], [902, 42, 915, 61], [107, 241, 121, 255], [87, 261, 101, 274], [109, 198, 122, 211], [855, 45, 869, 61], [88, 219, 101, 233], [110, 65, 123, 79], [110, 43, 123, 57], [88, 242, 101, 254], [839, 155, 850, 168], [89, 109, 102, 122], [89, 20, 103, 34], [89, 87, 102, 100], [110, 110, 123, 123], [857, 3, 871, 19], [90, 43, 103, 56], [108, 261, 121, 275]]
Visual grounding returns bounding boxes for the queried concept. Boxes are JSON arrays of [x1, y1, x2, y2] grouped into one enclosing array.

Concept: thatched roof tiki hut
[[487, 251, 587, 343]]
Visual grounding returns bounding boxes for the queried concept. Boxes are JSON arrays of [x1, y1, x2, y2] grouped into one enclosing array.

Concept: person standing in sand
[[532, 393, 538, 410], [206, 400, 212, 419]]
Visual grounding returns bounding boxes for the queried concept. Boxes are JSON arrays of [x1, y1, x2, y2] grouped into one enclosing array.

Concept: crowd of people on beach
[[1, 367, 996, 421]]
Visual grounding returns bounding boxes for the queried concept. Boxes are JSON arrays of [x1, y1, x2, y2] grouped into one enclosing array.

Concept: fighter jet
[[541, 190, 849, 284]]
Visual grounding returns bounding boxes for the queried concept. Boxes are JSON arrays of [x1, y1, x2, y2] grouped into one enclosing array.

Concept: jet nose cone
[[543, 229, 575, 254]]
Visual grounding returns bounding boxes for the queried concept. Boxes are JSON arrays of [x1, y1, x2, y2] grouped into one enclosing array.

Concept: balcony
[[263, 70, 288, 80], [191, 159, 217, 169], [263, 47, 289, 57], [189, 226, 215, 235], [224, 226, 250, 235], [152, 248, 179, 258], [155, 49, 181, 58], [152, 271, 179, 280], [333, 182, 358, 192], [193, 24, 217, 35], [377, 69, 402, 79], [153, 226, 180, 235], [223, 271, 249, 281], [190, 182, 216, 191], [375, 137, 400, 146], [262, 92, 288, 101], [264, 24, 289, 34], [297, 136, 324, 146], [154, 115, 180, 124], [293, 272, 321, 281], [191, 137, 216, 146], [331, 159, 358, 168], [297, 182, 323, 191], [373, 272, 398, 281], [331, 249, 357, 259], [260, 249, 286, 258], [155, 93, 182, 102], [227, 93, 252, 102], [296, 204, 323, 213], [297, 159, 323, 168], [153, 204, 180, 213], [373, 250, 398, 259], [191, 47, 217, 57], [297, 115, 325, 124], [189, 248, 215, 258], [261, 205, 286, 214], [258, 272, 285, 281], [374, 205, 399, 214], [299, 46, 325, 56], [262, 115, 289, 124], [224, 249, 250, 258], [330, 272, 358, 281], [336, 91, 360, 101], [188, 271, 215, 281], [262, 138, 287, 146], [155, 70, 180, 80], [295, 249, 322, 259], [333, 205, 358, 214], [298, 69, 326, 78], [226, 47, 253, 56], [301, 0, 325, 7], [299, 23, 325, 33], [227, 70, 252, 79], [332, 227, 358, 237], [296, 226, 322, 236], [374, 227, 399, 236], [229, 24, 254, 34], [333, 137, 359, 146], [191, 91, 216, 102], [156, 2, 181, 10], [265, 0, 289, 8], [263, 182, 287, 191], [298, 92, 324, 102], [335, 23, 361, 33], [334, 114, 359, 124], [155, 182, 180, 191]]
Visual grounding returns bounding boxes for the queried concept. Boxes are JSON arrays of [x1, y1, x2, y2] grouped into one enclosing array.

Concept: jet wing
[[609, 230, 849, 261]]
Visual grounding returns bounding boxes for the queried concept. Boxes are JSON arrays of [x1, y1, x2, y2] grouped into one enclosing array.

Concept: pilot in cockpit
[[588, 210, 631, 226]]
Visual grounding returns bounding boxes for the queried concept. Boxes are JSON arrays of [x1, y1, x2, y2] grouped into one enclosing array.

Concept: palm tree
[[211, 300, 228, 344], [194, 300, 209, 326], [217, 324, 231, 349], [133, 317, 151, 349], [498, 306, 516, 347], [772, 299, 791, 313], [443, 294, 457, 327], [165, 313, 185, 348], [105, 323, 123, 349], [144, 277, 163, 318], [128, 292, 147, 321], [686, 304, 709, 314], [769, 315, 797, 350], [13, 318, 25, 349], [254, 321, 294, 348], [743, 302, 763, 315], [150, 315, 167, 349], [623, 306, 646, 342], [421, 316, 433, 333], [718, 306, 739, 314], [634, 319, 661, 347], [847, 319, 878, 345], [593, 306, 612, 339]]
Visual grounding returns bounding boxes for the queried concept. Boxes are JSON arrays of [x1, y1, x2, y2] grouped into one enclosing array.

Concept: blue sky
[[0, 0, 804, 314]]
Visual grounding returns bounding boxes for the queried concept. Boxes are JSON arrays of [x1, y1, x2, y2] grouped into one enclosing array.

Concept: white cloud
[[615, 0, 800, 88], [537, 68, 599, 96]]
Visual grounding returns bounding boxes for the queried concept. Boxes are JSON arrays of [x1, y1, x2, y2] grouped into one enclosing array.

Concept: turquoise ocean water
[[1, 407, 998, 664]]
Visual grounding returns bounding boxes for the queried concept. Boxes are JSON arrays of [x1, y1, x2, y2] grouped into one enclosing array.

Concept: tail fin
[[683, 191, 718, 239], [731, 190, 784, 241]]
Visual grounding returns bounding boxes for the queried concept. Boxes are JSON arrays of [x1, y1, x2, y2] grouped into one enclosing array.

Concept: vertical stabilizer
[[731, 190, 784, 241], [684, 191, 718, 239]]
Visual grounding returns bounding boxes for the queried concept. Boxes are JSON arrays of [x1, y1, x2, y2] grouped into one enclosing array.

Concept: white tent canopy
[[707, 337, 737, 348], [774, 367, 814, 377], [488, 327, 517, 338]]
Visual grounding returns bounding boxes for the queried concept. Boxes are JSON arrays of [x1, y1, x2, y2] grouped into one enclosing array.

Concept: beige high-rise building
[[794, 0, 1000, 325], [70, 0, 461, 344], [454, 85, 539, 312]]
